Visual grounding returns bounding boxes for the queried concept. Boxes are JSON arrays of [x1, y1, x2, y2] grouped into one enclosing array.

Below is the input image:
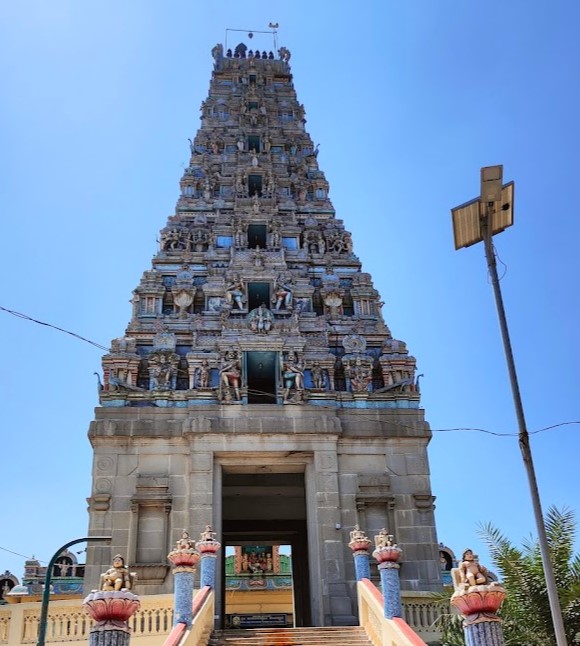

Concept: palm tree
[[479, 506, 580, 645]]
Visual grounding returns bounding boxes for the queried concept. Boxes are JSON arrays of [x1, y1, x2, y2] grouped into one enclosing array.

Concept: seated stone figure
[[452, 549, 502, 593], [100, 555, 134, 591]]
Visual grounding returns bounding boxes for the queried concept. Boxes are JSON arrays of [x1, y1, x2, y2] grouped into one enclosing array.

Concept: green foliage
[[430, 590, 464, 646], [434, 507, 580, 646], [480, 506, 580, 645]]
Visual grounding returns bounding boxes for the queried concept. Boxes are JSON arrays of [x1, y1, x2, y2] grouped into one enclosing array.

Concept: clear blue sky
[[1, 0, 579, 580]]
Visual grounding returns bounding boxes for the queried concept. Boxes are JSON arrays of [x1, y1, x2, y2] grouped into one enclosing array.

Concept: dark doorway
[[247, 224, 267, 249], [221, 471, 310, 628], [246, 351, 277, 404], [248, 175, 263, 197], [247, 282, 270, 311], [248, 135, 261, 152]]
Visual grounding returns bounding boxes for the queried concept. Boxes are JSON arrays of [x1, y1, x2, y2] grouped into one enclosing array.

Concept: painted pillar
[[83, 590, 140, 646], [451, 580, 507, 646], [167, 531, 200, 628], [347, 526, 372, 581], [372, 530, 403, 620], [195, 526, 221, 589]]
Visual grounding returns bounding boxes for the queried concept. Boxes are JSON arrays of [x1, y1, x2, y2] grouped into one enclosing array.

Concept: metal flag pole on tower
[[451, 165, 568, 646]]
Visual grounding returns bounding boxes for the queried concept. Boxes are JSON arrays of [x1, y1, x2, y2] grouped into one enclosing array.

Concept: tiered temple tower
[[86, 39, 441, 626]]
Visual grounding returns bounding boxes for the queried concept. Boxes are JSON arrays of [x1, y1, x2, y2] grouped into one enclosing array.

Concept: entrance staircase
[[210, 626, 373, 646]]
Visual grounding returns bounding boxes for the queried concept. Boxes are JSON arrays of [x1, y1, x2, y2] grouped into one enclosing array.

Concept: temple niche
[[87, 39, 440, 627]]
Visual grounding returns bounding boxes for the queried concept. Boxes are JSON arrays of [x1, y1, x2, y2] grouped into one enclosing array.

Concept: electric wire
[[0, 305, 109, 352], [2, 304, 578, 438], [493, 243, 508, 281], [0, 545, 46, 564]]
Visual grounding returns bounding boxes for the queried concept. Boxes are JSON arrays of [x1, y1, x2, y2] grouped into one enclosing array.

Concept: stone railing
[[183, 587, 214, 646], [0, 594, 174, 646], [401, 592, 443, 644], [358, 579, 428, 646]]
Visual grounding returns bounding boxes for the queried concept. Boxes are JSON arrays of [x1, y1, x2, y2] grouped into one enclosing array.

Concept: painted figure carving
[[248, 304, 274, 334], [310, 361, 324, 389], [219, 351, 241, 401], [350, 525, 367, 543], [200, 525, 217, 542], [272, 275, 293, 310], [283, 353, 305, 403], [198, 359, 211, 388], [225, 275, 246, 309], [374, 529, 394, 549], [458, 549, 489, 587], [176, 531, 196, 551], [100, 555, 132, 591], [149, 353, 176, 390]]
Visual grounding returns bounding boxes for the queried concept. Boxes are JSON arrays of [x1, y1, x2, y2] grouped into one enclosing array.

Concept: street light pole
[[37, 536, 111, 646], [452, 166, 568, 646]]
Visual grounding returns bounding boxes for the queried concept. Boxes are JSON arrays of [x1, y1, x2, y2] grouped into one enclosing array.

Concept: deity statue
[[458, 549, 489, 588], [268, 222, 281, 249], [162, 227, 181, 251], [374, 529, 394, 549], [248, 304, 274, 334], [283, 353, 305, 404], [233, 222, 247, 249], [272, 275, 293, 310], [310, 361, 324, 389], [211, 43, 223, 63], [225, 275, 246, 309], [57, 560, 70, 577], [100, 555, 132, 591], [200, 525, 217, 542], [219, 351, 241, 401], [149, 353, 176, 390], [278, 47, 291, 62], [197, 359, 211, 388], [349, 357, 373, 393], [176, 531, 196, 551], [253, 246, 264, 268], [349, 525, 367, 543]]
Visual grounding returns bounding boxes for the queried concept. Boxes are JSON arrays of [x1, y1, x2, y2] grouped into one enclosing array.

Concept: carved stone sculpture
[[219, 351, 241, 401], [310, 361, 325, 389], [450, 549, 507, 631], [175, 531, 197, 551], [283, 353, 305, 404], [225, 274, 246, 309], [248, 304, 274, 334], [199, 525, 217, 542], [148, 351, 179, 390], [344, 356, 373, 393], [100, 555, 133, 592], [272, 275, 293, 310], [458, 549, 490, 588]]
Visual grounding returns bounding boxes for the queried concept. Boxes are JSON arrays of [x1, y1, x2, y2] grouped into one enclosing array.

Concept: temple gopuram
[[85, 36, 441, 627]]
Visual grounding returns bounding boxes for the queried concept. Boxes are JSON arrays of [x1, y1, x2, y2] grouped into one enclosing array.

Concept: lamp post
[[37, 536, 111, 646], [451, 165, 568, 646]]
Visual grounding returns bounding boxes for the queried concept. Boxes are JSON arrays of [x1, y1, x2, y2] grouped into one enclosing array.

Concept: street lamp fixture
[[451, 165, 568, 646], [37, 535, 111, 646]]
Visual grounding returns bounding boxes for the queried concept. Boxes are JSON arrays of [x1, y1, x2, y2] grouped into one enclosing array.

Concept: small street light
[[451, 165, 568, 646], [37, 536, 111, 646]]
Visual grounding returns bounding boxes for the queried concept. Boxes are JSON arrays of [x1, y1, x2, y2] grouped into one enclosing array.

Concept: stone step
[[211, 626, 372, 646]]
